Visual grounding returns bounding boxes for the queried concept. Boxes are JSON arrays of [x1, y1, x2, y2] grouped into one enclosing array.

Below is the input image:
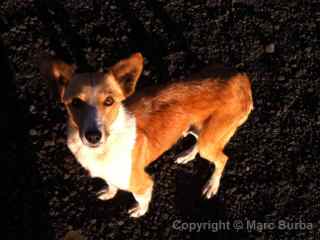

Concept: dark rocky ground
[[2, 0, 320, 239]]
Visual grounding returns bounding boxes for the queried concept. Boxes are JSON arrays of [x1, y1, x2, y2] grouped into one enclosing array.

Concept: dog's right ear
[[110, 53, 144, 98], [39, 56, 76, 102]]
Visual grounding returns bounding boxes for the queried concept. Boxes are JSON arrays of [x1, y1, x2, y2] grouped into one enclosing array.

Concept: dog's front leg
[[97, 184, 118, 201], [128, 184, 153, 218]]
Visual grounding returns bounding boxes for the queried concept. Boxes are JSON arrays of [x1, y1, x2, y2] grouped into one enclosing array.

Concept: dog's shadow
[[175, 157, 225, 219], [173, 156, 239, 239]]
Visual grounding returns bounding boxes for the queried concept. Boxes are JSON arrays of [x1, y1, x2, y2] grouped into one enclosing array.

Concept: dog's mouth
[[85, 142, 102, 148], [82, 139, 104, 148]]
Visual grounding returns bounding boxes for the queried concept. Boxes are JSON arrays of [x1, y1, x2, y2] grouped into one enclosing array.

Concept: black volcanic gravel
[[2, 1, 319, 239]]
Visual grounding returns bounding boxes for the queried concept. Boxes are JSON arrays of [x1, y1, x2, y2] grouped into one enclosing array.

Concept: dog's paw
[[175, 145, 198, 164], [128, 204, 148, 218], [202, 179, 219, 199], [97, 186, 118, 201], [175, 154, 194, 164]]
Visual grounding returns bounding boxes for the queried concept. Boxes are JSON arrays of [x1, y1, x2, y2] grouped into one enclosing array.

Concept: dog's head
[[40, 53, 143, 147]]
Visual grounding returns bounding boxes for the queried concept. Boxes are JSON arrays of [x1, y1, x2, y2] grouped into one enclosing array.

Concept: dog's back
[[126, 65, 252, 163]]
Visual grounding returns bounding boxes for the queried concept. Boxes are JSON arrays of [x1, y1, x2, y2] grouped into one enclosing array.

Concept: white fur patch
[[67, 105, 136, 190]]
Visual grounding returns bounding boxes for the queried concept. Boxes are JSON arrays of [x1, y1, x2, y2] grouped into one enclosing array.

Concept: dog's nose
[[85, 129, 102, 144]]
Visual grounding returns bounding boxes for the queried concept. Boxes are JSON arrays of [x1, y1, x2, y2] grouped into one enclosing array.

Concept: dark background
[[2, 0, 319, 239]]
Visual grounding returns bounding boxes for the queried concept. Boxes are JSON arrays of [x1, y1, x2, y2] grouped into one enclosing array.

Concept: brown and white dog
[[40, 53, 253, 217]]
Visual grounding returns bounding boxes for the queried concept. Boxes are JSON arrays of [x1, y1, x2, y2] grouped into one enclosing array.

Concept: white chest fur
[[67, 106, 136, 190]]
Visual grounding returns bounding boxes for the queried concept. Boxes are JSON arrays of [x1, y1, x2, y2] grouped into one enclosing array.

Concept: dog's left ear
[[39, 56, 76, 102], [110, 53, 144, 97]]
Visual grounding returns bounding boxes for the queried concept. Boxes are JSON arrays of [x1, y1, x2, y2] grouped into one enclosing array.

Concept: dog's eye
[[103, 97, 114, 106], [71, 98, 84, 108]]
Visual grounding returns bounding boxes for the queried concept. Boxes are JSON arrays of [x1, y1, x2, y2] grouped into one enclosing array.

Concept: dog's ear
[[110, 53, 143, 97], [39, 56, 76, 102]]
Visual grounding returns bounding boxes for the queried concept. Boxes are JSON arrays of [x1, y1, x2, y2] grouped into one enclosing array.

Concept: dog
[[40, 53, 253, 217]]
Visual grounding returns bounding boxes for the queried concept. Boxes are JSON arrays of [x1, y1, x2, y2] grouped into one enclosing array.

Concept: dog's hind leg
[[198, 111, 247, 199]]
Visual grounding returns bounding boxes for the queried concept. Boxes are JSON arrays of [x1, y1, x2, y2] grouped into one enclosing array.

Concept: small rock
[[297, 164, 305, 174], [307, 87, 314, 93], [29, 129, 37, 136], [70, 191, 77, 197], [143, 70, 151, 77], [162, 213, 169, 220], [64, 174, 71, 180], [117, 220, 124, 226], [295, 70, 304, 78], [63, 196, 69, 202], [121, 35, 128, 42], [305, 47, 312, 53], [29, 105, 36, 114], [44, 140, 55, 147], [265, 43, 275, 53]]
